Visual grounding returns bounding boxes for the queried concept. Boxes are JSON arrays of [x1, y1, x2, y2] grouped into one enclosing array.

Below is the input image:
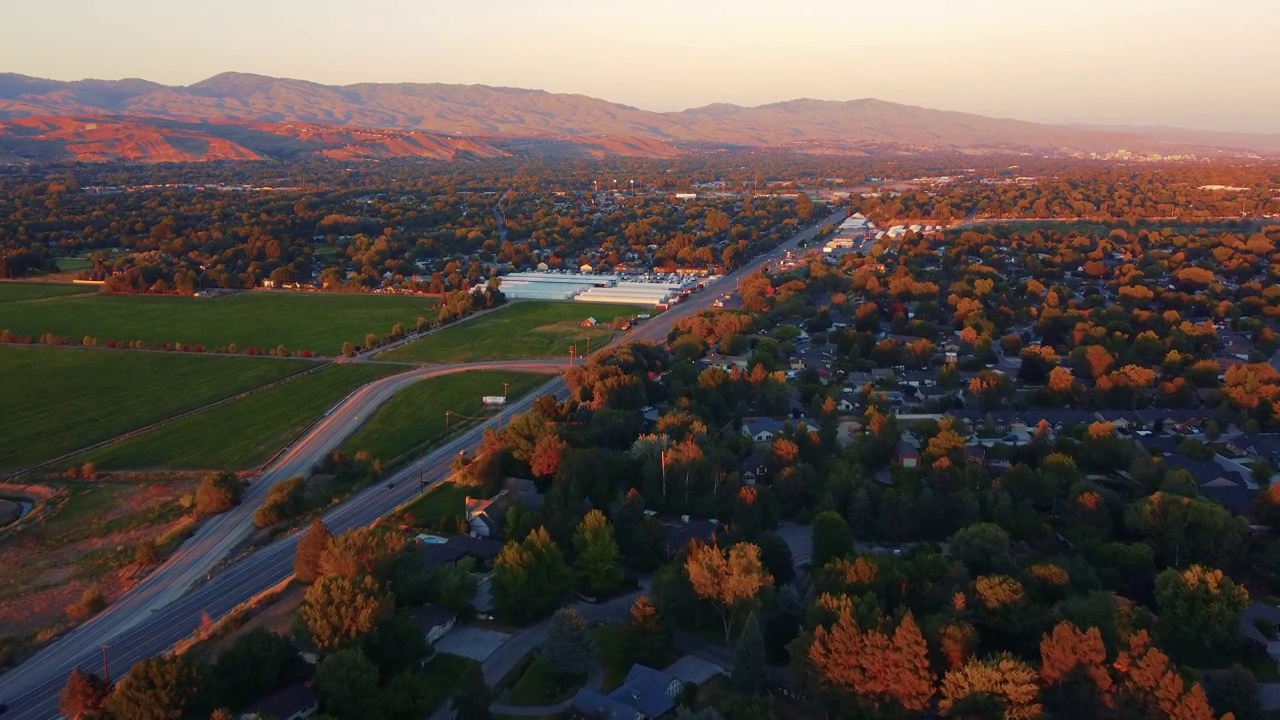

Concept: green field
[[0, 282, 96, 303], [80, 364, 402, 471], [344, 370, 550, 468], [54, 257, 94, 272], [0, 345, 311, 470], [402, 481, 468, 526], [380, 301, 647, 363], [0, 290, 437, 356]]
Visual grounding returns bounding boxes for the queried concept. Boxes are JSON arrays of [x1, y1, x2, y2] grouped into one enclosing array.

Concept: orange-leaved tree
[[808, 608, 935, 714], [684, 540, 772, 643]]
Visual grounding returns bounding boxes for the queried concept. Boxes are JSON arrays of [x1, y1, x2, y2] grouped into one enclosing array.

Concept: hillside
[[1, 71, 1277, 159]]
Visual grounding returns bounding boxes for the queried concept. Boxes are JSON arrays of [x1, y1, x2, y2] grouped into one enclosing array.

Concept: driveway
[[435, 626, 511, 663]]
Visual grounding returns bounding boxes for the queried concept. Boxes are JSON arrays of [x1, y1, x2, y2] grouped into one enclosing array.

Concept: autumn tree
[[685, 540, 773, 643], [316, 526, 407, 582], [1048, 366, 1076, 396], [627, 596, 674, 668], [294, 518, 333, 584], [59, 668, 113, 720], [299, 573, 393, 650], [939, 654, 1041, 720], [105, 656, 205, 720], [1155, 565, 1249, 665], [1039, 621, 1113, 716], [194, 471, 242, 517], [807, 608, 935, 715], [1113, 630, 1233, 720], [529, 433, 567, 478], [572, 509, 624, 597]]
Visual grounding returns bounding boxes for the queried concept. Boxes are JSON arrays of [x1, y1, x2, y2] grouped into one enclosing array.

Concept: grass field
[[0, 282, 96, 303], [54, 257, 94, 272], [0, 290, 437, 356], [402, 482, 468, 526], [0, 345, 312, 470], [79, 364, 403, 471], [380, 301, 647, 363], [344, 370, 550, 468]]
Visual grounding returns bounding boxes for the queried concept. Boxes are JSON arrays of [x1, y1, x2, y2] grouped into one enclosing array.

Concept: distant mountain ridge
[[0, 71, 1276, 161]]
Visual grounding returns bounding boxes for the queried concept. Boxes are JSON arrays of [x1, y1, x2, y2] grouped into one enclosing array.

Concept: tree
[[1207, 665, 1263, 720], [1253, 483, 1280, 528], [812, 511, 854, 568], [685, 540, 773, 643], [1114, 630, 1230, 720], [194, 471, 242, 517], [939, 654, 1041, 720], [427, 556, 478, 613], [317, 526, 407, 582], [492, 527, 572, 623], [314, 648, 379, 720], [105, 656, 205, 720], [452, 663, 494, 720], [733, 612, 766, 694], [572, 509, 624, 597], [135, 539, 162, 567], [950, 523, 1013, 576], [807, 609, 935, 714], [1155, 565, 1249, 665], [59, 668, 112, 720], [529, 433, 567, 478], [755, 531, 795, 586], [376, 671, 434, 720], [299, 573, 393, 650], [541, 608, 597, 677], [627, 596, 673, 668], [1038, 621, 1113, 717], [361, 612, 428, 677], [210, 628, 294, 710], [294, 519, 333, 584]]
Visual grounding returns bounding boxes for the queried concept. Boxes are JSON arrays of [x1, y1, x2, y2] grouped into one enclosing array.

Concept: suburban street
[[0, 208, 845, 719]]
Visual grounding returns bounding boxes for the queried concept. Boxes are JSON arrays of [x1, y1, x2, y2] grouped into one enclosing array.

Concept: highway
[[0, 207, 845, 719]]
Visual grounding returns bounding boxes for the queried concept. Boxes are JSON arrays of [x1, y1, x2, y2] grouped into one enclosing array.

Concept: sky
[[4, 0, 1280, 133]]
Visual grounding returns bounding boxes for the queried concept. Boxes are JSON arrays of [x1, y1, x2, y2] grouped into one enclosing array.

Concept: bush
[[253, 476, 306, 529], [195, 472, 243, 517], [66, 587, 107, 621]]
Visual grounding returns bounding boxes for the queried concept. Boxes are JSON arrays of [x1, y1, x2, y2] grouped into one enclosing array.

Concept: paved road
[[0, 208, 845, 719], [0, 361, 566, 719]]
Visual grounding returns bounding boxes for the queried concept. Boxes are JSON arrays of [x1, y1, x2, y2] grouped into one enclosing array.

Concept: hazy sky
[[5, 0, 1279, 133]]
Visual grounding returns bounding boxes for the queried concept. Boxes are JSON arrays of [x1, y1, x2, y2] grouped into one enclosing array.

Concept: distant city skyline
[[5, 0, 1279, 134]]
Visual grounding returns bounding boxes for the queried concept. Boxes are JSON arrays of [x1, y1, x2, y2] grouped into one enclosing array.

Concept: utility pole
[[445, 410, 451, 430], [102, 643, 110, 681], [569, 345, 576, 367], [502, 381, 510, 399]]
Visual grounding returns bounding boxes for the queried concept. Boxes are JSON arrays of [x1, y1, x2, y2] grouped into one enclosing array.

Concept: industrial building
[[492, 271, 715, 308]]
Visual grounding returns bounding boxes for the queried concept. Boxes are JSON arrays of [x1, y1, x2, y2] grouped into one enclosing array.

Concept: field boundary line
[[4, 363, 335, 479]]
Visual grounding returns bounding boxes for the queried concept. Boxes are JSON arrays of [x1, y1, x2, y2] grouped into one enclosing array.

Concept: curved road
[[0, 208, 845, 719]]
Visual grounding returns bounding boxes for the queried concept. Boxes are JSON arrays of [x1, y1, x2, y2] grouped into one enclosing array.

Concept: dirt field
[[0, 476, 198, 639]]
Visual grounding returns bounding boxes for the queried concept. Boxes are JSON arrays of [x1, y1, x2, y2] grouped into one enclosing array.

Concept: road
[[0, 207, 845, 719]]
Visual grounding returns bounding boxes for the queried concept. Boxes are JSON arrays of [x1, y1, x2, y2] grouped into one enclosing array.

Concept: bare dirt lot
[[0, 475, 198, 640]]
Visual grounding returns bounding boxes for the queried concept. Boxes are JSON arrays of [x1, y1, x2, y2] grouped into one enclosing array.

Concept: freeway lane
[[0, 208, 844, 719], [0, 361, 565, 719]]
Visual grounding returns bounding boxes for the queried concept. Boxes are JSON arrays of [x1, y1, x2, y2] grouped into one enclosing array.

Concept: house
[[582, 317, 598, 327], [665, 517, 719, 556], [896, 438, 921, 468], [569, 665, 685, 720], [239, 684, 319, 720], [465, 478, 545, 538], [741, 417, 786, 444], [409, 604, 458, 645], [836, 398, 858, 413], [740, 450, 769, 486]]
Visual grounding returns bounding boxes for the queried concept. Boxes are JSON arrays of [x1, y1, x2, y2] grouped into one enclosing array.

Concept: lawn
[[0, 282, 96, 303], [420, 654, 477, 713], [55, 257, 94, 272], [0, 290, 437, 356], [380, 301, 647, 363], [503, 657, 585, 707], [0, 345, 312, 470], [343, 370, 551, 468], [79, 364, 403, 471], [402, 482, 469, 527]]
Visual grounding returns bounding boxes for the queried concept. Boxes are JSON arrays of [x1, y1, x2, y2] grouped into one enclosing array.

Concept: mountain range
[[0, 71, 1276, 162]]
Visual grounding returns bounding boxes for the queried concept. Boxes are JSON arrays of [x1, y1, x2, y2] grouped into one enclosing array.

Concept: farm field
[[0, 346, 311, 471], [79, 364, 402, 471], [0, 289, 437, 356], [380, 301, 646, 363], [0, 282, 96, 303], [343, 370, 550, 468]]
